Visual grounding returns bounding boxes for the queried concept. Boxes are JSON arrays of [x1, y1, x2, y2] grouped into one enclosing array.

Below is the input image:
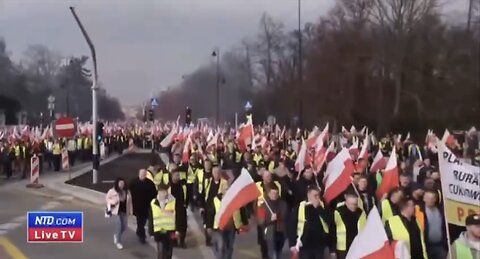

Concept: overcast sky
[[0, 0, 471, 107]]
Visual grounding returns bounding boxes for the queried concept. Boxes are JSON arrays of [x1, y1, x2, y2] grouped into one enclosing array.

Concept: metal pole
[[298, 0, 303, 128], [66, 85, 70, 116], [216, 49, 220, 125], [69, 6, 100, 184]]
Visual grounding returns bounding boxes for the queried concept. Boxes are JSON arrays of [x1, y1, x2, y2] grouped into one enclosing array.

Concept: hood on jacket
[[456, 231, 480, 251]]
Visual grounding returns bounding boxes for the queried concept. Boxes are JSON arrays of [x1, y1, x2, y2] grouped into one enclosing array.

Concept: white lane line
[[0, 222, 21, 230], [0, 200, 62, 236], [11, 216, 27, 223]]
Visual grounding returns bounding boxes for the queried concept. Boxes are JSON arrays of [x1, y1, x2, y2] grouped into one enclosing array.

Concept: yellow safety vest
[[187, 166, 199, 184], [204, 178, 227, 201], [386, 215, 428, 259], [267, 161, 275, 172], [52, 144, 61, 155], [14, 145, 20, 157], [297, 201, 329, 239], [235, 151, 242, 163], [334, 206, 367, 251], [453, 239, 475, 259], [256, 181, 282, 206], [196, 169, 208, 194], [213, 197, 243, 230], [77, 138, 83, 149], [286, 151, 296, 160], [253, 153, 263, 165], [381, 199, 395, 223], [153, 170, 165, 187], [146, 170, 155, 185], [150, 199, 176, 233]]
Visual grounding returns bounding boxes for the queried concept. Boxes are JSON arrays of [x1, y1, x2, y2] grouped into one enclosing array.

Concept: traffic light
[[185, 107, 192, 125], [148, 109, 154, 122], [96, 122, 104, 141]]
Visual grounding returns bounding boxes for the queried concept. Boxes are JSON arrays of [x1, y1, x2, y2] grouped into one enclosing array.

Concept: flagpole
[[262, 197, 274, 214], [437, 140, 453, 259]]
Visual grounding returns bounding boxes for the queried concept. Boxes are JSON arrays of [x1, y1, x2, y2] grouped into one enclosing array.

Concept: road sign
[[48, 95, 55, 103], [150, 98, 158, 107], [55, 117, 76, 138]]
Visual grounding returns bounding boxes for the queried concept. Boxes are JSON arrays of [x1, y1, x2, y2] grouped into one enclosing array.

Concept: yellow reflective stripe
[[381, 199, 394, 223], [387, 215, 427, 258]]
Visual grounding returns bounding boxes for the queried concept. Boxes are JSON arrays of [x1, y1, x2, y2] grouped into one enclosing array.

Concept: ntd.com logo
[[27, 211, 83, 243]]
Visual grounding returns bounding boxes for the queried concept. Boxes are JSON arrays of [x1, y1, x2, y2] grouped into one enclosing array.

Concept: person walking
[[148, 183, 177, 259], [451, 214, 480, 259], [289, 185, 332, 259], [385, 198, 428, 259], [106, 177, 131, 249], [257, 184, 288, 259], [130, 169, 157, 244]]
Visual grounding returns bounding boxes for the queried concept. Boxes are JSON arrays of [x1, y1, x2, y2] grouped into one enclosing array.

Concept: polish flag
[[346, 205, 395, 259], [215, 168, 261, 230], [323, 148, 355, 203], [181, 133, 192, 163], [295, 139, 307, 174], [313, 142, 334, 174], [160, 126, 177, 148], [376, 148, 399, 200], [370, 150, 387, 173], [356, 135, 370, 173], [306, 126, 320, 148], [349, 137, 360, 158], [237, 122, 254, 152], [313, 123, 329, 150]]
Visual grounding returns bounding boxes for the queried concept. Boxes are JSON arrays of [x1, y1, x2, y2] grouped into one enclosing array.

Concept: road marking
[[0, 237, 28, 259], [0, 201, 61, 236], [101, 180, 115, 183]]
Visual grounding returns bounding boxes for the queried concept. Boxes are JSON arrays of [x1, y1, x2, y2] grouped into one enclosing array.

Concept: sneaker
[[113, 235, 118, 244], [116, 243, 123, 250]]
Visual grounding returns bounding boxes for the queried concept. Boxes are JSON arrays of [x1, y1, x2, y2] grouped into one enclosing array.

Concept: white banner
[[438, 142, 480, 204]]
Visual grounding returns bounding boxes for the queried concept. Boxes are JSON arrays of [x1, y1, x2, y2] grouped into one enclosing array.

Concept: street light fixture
[[70, 6, 100, 185], [212, 49, 220, 124]]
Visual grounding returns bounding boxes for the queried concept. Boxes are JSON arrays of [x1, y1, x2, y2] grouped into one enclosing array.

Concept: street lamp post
[[212, 49, 220, 125], [70, 6, 100, 184], [298, 0, 303, 128]]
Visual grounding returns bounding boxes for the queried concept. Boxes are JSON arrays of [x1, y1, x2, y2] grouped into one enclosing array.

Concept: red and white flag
[[182, 133, 192, 163], [306, 126, 320, 148], [348, 137, 360, 158], [237, 122, 254, 152], [295, 139, 307, 174], [215, 168, 261, 230], [346, 205, 395, 259], [313, 142, 334, 174], [356, 135, 370, 173], [376, 148, 399, 200], [370, 150, 387, 173], [323, 148, 355, 203]]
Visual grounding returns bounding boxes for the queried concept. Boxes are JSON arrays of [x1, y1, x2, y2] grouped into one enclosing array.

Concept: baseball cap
[[465, 214, 480, 226]]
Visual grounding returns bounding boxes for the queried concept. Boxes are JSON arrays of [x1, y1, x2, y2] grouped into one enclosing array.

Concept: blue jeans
[[213, 229, 236, 259], [115, 213, 127, 243]]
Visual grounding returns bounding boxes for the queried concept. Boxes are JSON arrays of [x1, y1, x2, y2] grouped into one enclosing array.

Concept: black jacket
[[288, 202, 332, 250], [385, 215, 425, 259], [129, 178, 157, 218]]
